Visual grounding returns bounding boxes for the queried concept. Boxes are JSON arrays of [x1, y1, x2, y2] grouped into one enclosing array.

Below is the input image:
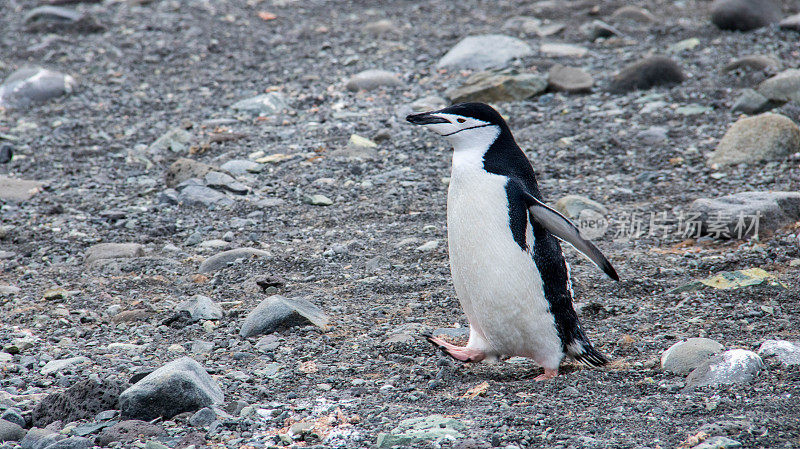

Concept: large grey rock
[[609, 56, 685, 93], [758, 339, 800, 366], [0, 419, 26, 442], [757, 69, 800, 104], [548, 65, 593, 93], [0, 67, 77, 109], [446, 70, 547, 103], [119, 357, 224, 420], [19, 428, 62, 449], [230, 92, 286, 115], [178, 185, 234, 208], [709, 114, 800, 166], [85, 243, 144, 265], [686, 349, 763, 387], [240, 295, 329, 338], [176, 295, 223, 321], [376, 415, 466, 448], [661, 338, 724, 375], [345, 70, 403, 91], [689, 192, 800, 238], [198, 247, 270, 273], [437, 34, 533, 70], [94, 421, 166, 446], [0, 177, 45, 202], [32, 378, 125, 427], [40, 356, 91, 375], [710, 0, 780, 31]]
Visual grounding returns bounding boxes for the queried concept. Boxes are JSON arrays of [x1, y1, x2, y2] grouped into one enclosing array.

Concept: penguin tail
[[567, 340, 609, 368]]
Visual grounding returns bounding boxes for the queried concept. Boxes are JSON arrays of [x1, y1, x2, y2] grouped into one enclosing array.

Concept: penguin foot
[[423, 334, 486, 363], [534, 368, 558, 381]]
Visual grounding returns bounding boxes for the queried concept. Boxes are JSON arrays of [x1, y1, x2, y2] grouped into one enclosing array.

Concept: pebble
[[710, 0, 780, 31], [553, 195, 607, 219], [188, 407, 216, 427], [85, 243, 144, 265], [0, 285, 21, 296], [757, 339, 800, 365], [547, 64, 593, 93], [376, 415, 466, 448], [686, 349, 763, 387], [219, 159, 262, 175], [19, 428, 61, 449], [239, 294, 329, 338], [609, 56, 685, 93], [40, 356, 91, 375], [410, 96, 447, 112], [539, 43, 588, 58], [757, 69, 800, 104], [0, 177, 45, 202], [779, 13, 800, 32], [580, 20, 622, 41], [230, 92, 287, 115], [732, 89, 774, 114], [303, 194, 333, 206], [723, 55, 781, 72], [437, 34, 533, 70], [661, 338, 724, 375], [709, 113, 800, 166], [692, 436, 743, 449], [345, 69, 403, 91], [0, 143, 12, 164], [416, 240, 439, 252], [446, 71, 547, 103], [119, 357, 224, 420], [0, 67, 78, 109], [176, 295, 224, 321], [639, 126, 669, 144], [95, 421, 166, 446], [178, 185, 234, 208], [198, 247, 270, 273], [503, 16, 564, 37], [148, 127, 191, 156], [689, 191, 800, 237], [204, 171, 249, 194], [363, 19, 396, 35]]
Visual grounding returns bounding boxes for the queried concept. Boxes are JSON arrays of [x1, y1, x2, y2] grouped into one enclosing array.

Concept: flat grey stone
[[548, 64, 593, 93], [119, 357, 224, 420], [758, 339, 800, 365], [540, 43, 588, 57], [230, 92, 286, 115], [240, 295, 329, 338], [757, 69, 800, 104], [692, 436, 743, 449], [437, 34, 533, 70], [732, 89, 775, 114], [723, 55, 782, 72], [188, 407, 216, 427], [178, 185, 234, 208], [611, 6, 655, 23], [85, 243, 144, 265], [303, 194, 334, 206], [0, 177, 45, 202], [219, 159, 262, 175], [377, 415, 466, 448], [41, 436, 91, 449], [661, 338, 724, 375], [176, 295, 223, 321], [709, 113, 800, 166], [580, 20, 622, 41], [199, 247, 270, 273], [148, 128, 191, 155], [94, 421, 165, 446], [204, 171, 249, 195], [0, 67, 77, 109], [40, 356, 91, 375], [686, 349, 763, 387], [446, 70, 547, 103], [23, 6, 103, 32], [553, 195, 607, 219], [345, 69, 403, 91], [689, 191, 800, 238]]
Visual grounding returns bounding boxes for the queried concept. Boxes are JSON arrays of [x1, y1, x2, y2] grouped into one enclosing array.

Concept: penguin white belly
[[447, 165, 563, 368]]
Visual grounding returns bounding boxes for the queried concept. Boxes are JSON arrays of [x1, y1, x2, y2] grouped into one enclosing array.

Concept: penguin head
[[406, 103, 506, 148]]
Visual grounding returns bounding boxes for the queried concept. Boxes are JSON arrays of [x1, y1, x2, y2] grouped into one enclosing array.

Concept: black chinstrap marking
[[441, 123, 493, 136]]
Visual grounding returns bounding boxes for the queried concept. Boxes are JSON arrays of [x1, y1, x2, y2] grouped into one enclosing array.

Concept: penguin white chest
[[446, 165, 562, 365]]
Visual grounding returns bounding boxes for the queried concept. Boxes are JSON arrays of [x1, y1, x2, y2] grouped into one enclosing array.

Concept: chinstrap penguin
[[406, 102, 619, 380]]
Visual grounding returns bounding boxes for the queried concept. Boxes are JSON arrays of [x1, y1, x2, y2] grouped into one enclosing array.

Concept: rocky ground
[[2, 0, 800, 448]]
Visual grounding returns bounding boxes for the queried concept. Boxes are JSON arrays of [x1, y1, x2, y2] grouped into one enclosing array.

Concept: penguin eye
[[457, 118, 466, 123]]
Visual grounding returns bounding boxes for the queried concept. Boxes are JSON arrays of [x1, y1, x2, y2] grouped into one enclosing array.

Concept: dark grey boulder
[[240, 295, 329, 338], [710, 0, 780, 32], [119, 357, 224, 421], [609, 56, 685, 93], [32, 379, 125, 427]]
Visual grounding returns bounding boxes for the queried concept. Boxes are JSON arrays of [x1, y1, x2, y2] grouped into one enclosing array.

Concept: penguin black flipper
[[521, 191, 619, 281]]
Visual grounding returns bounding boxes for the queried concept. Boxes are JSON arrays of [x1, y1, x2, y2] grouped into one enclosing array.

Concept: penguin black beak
[[406, 112, 450, 125]]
